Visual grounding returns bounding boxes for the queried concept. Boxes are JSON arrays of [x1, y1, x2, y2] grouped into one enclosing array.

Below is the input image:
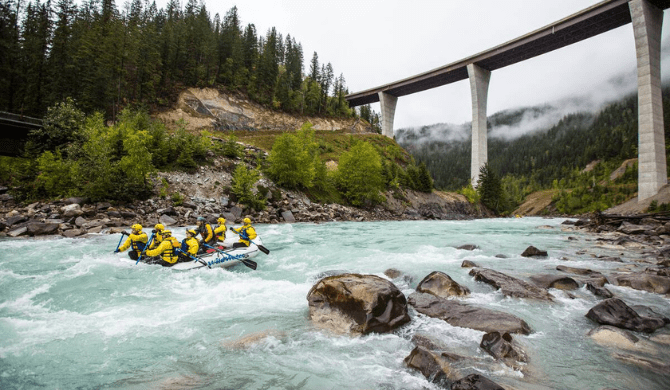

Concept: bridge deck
[[346, 0, 670, 107]]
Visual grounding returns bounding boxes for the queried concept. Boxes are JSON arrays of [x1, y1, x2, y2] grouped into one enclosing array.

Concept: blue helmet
[[197, 216, 205, 222]]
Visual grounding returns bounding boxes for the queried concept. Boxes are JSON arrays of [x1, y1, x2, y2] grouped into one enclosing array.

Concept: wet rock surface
[[416, 271, 470, 298], [585, 298, 667, 333], [469, 268, 554, 301], [306, 273, 410, 335], [408, 292, 531, 335]]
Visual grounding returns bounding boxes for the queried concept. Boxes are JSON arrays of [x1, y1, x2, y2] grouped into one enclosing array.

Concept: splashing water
[[1, 218, 669, 389]]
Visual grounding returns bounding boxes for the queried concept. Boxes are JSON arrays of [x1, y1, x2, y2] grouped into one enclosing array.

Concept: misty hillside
[[397, 89, 670, 191]]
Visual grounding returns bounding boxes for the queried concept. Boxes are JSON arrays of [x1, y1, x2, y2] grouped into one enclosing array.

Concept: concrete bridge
[[346, 0, 670, 201], [0, 112, 43, 157]]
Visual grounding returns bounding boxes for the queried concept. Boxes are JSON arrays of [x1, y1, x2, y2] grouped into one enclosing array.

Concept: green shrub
[[336, 141, 384, 206], [231, 164, 266, 211], [265, 123, 319, 189], [171, 192, 184, 206]]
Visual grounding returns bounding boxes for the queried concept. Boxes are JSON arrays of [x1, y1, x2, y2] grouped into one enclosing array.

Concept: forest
[[0, 0, 364, 121], [397, 89, 670, 214]]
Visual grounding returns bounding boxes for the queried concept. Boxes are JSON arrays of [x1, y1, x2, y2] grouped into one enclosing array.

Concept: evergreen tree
[[477, 163, 507, 215]]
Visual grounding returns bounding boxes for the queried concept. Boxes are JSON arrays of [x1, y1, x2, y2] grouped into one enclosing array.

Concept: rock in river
[[408, 292, 531, 335], [469, 268, 554, 301], [416, 271, 470, 298], [585, 298, 667, 333], [306, 273, 410, 335]]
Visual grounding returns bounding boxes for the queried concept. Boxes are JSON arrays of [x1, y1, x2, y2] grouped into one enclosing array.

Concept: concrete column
[[467, 63, 491, 187], [630, 0, 667, 201], [378, 92, 398, 138]]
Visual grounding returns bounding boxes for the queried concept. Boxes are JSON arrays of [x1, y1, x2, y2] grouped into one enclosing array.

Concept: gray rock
[[0, 193, 13, 201], [230, 206, 243, 219], [159, 214, 177, 226], [96, 202, 112, 210], [281, 210, 296, 223], [107, 211, 122, 218], [556, 265, 601, 276], [8, 226, 28, 237], [62, 229, 84, 238], [120, 211, 136, 219], [480, 331, 528, 369], [586, 282, 614, 298], [614, 273, 670, 294], [457, 244, 479, 251], [63, 197, 87, 205], [306, 273, 410, 335], [469, 268, 554, 301], [75, 216, 87, 227], [62, 204, 83, 218], [521, 245, 548, 257], [6, 215, 27, 226], [451, 374, 505, 390], [87, 226, 103, 234], [404, 346, 460, 386], [529, 274, 579, 290], [26, 222, 59, 236], [408, 292, 531, 335], [586, 298, 666, 333], [461, 260, 479, 268], [618, 221, 653, 235], [417, 271, 470, 298]]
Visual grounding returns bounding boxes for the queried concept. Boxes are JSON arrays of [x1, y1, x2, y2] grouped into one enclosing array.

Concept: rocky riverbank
[[0, 164, 484, 239]]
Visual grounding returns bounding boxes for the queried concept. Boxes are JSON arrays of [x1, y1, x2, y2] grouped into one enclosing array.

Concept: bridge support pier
[[378, 92, 398, 138], [467, 63, 491, 187], [630, 0, 667, 201]]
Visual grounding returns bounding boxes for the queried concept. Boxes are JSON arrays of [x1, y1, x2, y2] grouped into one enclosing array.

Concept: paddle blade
[[258, 245, 270, 255], [241, 259, 257, 270]]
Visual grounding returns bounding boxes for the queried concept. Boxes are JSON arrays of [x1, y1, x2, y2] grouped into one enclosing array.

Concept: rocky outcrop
[[404, 346, 463, 386], [408, 292, 531, 334], [469, 268, 554, 301], [416, 271, 470, 298], [585, 298, 667, 333], [306, 273, 410, 335]]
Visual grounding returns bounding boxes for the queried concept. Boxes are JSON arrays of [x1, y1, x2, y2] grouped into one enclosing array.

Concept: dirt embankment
[[156, 88, 370, 133]]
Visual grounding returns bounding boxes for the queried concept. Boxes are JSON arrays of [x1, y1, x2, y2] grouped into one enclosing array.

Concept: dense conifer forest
[[0, 0, 359, 120]]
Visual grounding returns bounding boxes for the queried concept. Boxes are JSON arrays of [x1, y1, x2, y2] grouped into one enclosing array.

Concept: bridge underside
[[347, 0, 670, 107]]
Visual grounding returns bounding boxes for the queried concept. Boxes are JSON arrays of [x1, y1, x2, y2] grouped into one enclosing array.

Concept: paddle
[[136, 232, 154, 265], [229, 227, 270, 255], [113, 231, 129, 253], [203, 244, 258, 270], [176, 248, 211, 269]]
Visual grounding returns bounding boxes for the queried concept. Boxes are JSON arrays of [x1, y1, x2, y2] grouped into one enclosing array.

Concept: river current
[[1, 218, 669, 389]]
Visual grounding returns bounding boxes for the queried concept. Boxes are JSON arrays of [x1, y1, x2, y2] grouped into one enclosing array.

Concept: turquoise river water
[[1, 218, 669, 389]]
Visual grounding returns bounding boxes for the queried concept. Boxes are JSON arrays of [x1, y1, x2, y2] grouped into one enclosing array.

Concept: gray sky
[[158, 0, 670, 129]]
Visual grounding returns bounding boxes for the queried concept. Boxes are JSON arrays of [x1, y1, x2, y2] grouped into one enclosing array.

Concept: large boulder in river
[[306, 273, 410, 335], [613, 273, 670, 294], [408, 292, 531, 334], [585, 298, 666, 333], [417, 271, 470, 298], [469, 268, 554, 301]]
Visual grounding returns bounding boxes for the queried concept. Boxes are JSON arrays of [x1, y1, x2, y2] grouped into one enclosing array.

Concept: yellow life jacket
[[160, 237, 181, 264]]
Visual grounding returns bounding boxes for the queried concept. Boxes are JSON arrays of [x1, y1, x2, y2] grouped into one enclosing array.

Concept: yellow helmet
[[162, 229, 171, 237], [243, 217, 251, 224], [131, 223, 142, 232], [186, 229, 197, 236], [154, 223, 164, 231], [217, 217, 226, 224]]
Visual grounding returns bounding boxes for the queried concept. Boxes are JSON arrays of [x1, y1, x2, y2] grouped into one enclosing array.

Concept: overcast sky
[[156, 0, 670, 129]]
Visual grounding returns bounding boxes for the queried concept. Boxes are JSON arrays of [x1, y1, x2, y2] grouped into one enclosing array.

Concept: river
[[1, 218, 669, 389]]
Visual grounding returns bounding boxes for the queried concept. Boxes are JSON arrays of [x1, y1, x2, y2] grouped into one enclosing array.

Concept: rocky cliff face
[[156, 88, 370, 133]]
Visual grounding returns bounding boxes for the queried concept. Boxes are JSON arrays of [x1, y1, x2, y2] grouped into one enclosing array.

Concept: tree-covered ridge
[[398, 89, 670, 194], [0, 0, 353, 119]]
